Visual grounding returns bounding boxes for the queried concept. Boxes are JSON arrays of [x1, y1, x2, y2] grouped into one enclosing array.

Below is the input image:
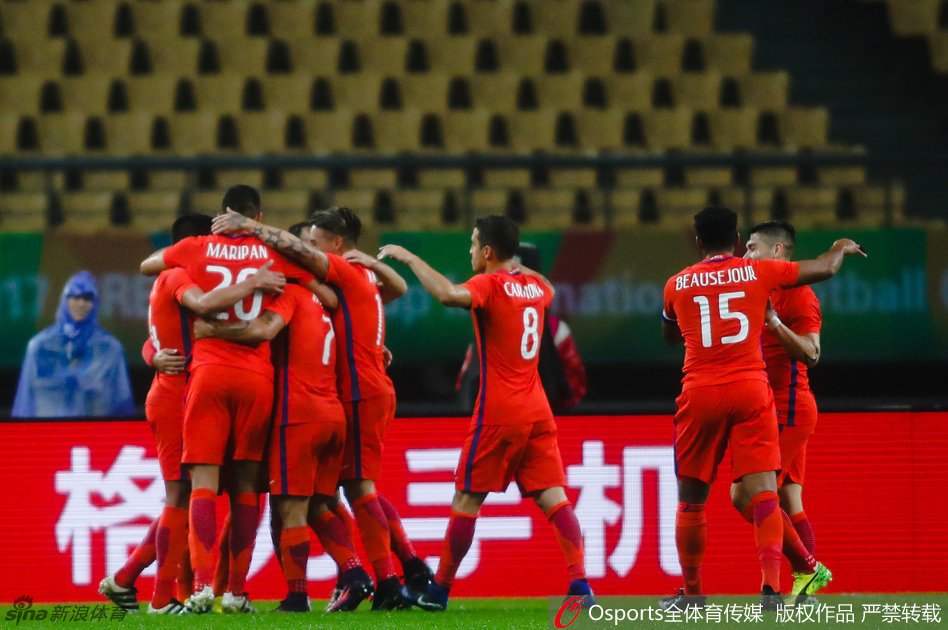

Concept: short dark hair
[[311, 206, 361, 244], [221, 184, 261, 218], [694, 206, 738, 253], [475, 215, 520, 261], [171, 213, 212, 243], [288, 221, 312, 238], [748, 220, 796, 250]]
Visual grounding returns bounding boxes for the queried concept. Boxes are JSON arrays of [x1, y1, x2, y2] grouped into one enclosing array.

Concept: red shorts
[[182, 365, 274, 466], [776, 389, 817, 486], [339, 394, 395, 482], [270, 420, 346, 497], [674, 380, 780, 484], [456, 418, 567, 495], [145, 376, 187, 481]]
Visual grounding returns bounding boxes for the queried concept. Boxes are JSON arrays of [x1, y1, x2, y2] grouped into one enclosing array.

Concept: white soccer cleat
[[98, 575, 140, 614], [184, 586, 215, 614], [221, 591, 258, 614], [147, 599, 187, 615]]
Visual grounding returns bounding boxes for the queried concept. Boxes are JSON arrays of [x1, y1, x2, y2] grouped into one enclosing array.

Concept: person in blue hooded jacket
[[12, 271, 134, 418]]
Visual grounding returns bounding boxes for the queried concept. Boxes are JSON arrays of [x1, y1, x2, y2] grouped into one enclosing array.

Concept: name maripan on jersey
[[503, 281, 545, 300], [205, 243, 269, 261], [675, 265, 758, 291]]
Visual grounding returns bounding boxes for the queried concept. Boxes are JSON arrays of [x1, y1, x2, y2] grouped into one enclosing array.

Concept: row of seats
[[0, 184, 906, 234], [0, 33, 754, 77], [1, 71, 790, 115], [0, 0, 716, 41], [882, 0, 948, 71], [0, 108, 831, 155]]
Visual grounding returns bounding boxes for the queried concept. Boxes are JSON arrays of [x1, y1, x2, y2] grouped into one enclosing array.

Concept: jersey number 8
[[521, 306, 540, 360]]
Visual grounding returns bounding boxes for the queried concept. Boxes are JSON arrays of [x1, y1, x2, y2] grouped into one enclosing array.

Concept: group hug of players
[[96, 184, 864, 615]]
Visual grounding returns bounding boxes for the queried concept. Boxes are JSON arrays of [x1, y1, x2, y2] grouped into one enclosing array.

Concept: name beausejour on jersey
[[674, 264, 758, 291]]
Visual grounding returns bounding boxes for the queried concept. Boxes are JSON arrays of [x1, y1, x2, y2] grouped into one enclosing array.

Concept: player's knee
[[165, 481, 190, 508], [342, 479, 374, 501], [729, 483, 747, 512]]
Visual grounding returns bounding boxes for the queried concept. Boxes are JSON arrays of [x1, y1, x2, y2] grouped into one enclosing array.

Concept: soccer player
[[376, 215, 593, 611], [193, 221, 375, 613], [211, 207, 430, 609], [731, 221, 827, 605], [140, 186, 317, 614], [101, 213, 285, 614], [660, 207, 865, 610]]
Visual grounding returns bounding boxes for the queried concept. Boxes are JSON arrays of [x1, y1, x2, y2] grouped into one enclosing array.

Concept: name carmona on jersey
[[205, 242, 269, 261], [503, 281, 545, 300], [675, 265, 758, 291]]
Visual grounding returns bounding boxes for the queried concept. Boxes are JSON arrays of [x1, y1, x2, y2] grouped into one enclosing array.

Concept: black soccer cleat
[[402, 556, 434, 597], [371, 576, 413, 611], [411, 581, 449, 612], [659, 588, 707, 611], [274, 592, 310, 613], [760, 585, 785, 612], [326, 567, 374, 612]]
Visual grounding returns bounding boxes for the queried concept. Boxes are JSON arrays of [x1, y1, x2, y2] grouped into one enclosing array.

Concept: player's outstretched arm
[[212, 208, 330, 279], [343, 249, 408, 304], [178, 260, 286, 317], [140, 248, 168, 276], [764, 303, 821, 367], [794, 238, 867, 286], [377, 244, 472, 308], [193, 310, 287, 345]]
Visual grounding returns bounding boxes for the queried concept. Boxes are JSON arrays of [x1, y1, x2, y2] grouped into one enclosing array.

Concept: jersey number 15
[[693, 291, 749, 348]]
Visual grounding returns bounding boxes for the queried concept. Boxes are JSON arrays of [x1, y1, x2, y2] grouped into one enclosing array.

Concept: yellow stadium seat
[[684, 167, 732, 187], [818, 165, 867, 186], [0, 77, 43, 116], [417, 169, 467, 188], [634, 35, 685, 75], [608, 189, 643, 227], [333, 74, 385, 111], [0, 192, 48, 233], [262, 189, 311, 219], [603, 73, 654, 110], [655, 188, 709, 226], [469, 74, 521, 112], [288, 37, 342, 74], [103, 113, 157, 155], [401, 75, 451, 111], [603, 0, 658, 36], [508, 110, 559, 152], [188, 190, 226, 217], [535, 73, 586, 110], [143, 38, 201, 75], [549, 169, 598, 187], [641, 108, 692, 149], [0, 2, 56, 41], [372, 110, 423, 152], [575, 109, 627, 151], [662, 0, 716, 36], [212, 36, 270, 75], [463, 0, 516, 36], [194, 0, 251, 39], [530, 0, 582, 37], [483, 169, 532, 187], [672, 72, 722, 110], [74, 38, 133, 74], [191, 75, 245, 113], [37, 113, 88, 155], [130, 1, 184, 40], [850, 184, 905, 224], [441, 110, 493, 152], [239, 112, 290, 154], [82, 171, 131, 191], [216, 168, 264, 190], [334, 0, 383, 38], [260, 75, 314, 112], [168, 112, 220, 155], [739, 72, 789, 109], [471, 188, 511, 215], [281, 170, 330, 190], [58, 77, 112, 114], [350, 169, 399, 188], [747, 187, 776, 224], [707, 186, 748, 214], [750, 167, 797, 186], [58, 191, 115, 233], [568, 36, 617, 74], [126, 191, 182, 233], [615, 168, 664, 187], [401, 1, 451, 37], [356, 37, 410, 76], [778, 107, 829, 149], [9, 37, 67, 75], [702, 34, 754, 75], [521, 189, 581, 229], [392, 190, 450, 229], [708, 108, 759, 150], [426, 36, 479, 74], [784, 186, 838, 227], [64, 0, 120, 41], [0, 114, 20, 155], [125, 75, 179, 114], [148, 171, 189, 190], [306, 110, 356, 153], [496, 36, 549, 74], [267, 1, 316, 39], [331, 189, 380, 216], [928, 32, 948, 72], [887, 0, 940, 36]]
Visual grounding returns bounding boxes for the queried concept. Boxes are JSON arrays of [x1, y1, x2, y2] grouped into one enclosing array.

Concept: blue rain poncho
[[12, 271, 134, 418]]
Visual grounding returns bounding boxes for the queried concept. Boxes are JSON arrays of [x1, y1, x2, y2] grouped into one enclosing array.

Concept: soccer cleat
[[274, 593, 310, 613], [327, 567, 374, 612], [98, 575, 140, 614], [184, 586, 215, 614], [411, 580, 450, 612], [760, 585, 784, 611], [371, 576, 413, 611], [659, 588, 706, 611], [325, 585, 343, 612], [221, 591, 258, 614], [402, 556, 434, 597], [566, 579, 597, 608], [146, 599, 187, 615], [788, 562, 832, 606]]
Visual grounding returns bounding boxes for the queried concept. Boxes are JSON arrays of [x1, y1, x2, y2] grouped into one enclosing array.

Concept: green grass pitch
[[2, 595, 946, 629]]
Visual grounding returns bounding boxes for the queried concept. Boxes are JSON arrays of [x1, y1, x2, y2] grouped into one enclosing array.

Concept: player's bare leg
[[271, 495, 312, 612], [184, 464, 221, 613], [309, 496, 374, 612], [219, 460, 261, 613], [532, 486, 594, 606], [661, 477, 710, 611], [341, 479, 411, 610]]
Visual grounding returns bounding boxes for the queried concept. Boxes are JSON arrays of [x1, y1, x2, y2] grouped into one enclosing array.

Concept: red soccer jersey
[[267, 284, 344, 423], [463, 269, 554, 426], [325, 253, 394, 402], [762, 285, 822, 423], [663, 256, 799, 391], [162, 234, 314, 377], [146, 268, 198, 390]]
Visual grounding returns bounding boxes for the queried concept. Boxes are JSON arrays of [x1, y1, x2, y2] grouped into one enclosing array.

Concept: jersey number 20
[[693, 291, 749, 347], [207, 265, 263, 321]]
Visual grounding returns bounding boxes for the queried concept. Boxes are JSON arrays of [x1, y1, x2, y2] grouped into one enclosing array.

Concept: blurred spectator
[[12, 271, 134, 418], [456, 243, 587, 413]]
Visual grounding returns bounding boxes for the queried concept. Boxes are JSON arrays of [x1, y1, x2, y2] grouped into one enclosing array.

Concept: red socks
[[227, 492, 261, 596], [280, 526, 310, 594], [377, 493, 417, 566], [545, 501, 586, 581], [749, 491, 783, 592], [151, 506, 189, 609], [188, 488, 217, 591], [177, 544, 193, 602], [351, 493, 396, 582], [433, 510, 477, 590], [791, 511, 816, 554], [675, 502, 707, 595], [212, 513, 230, 596], [740, 504, 816, 574], [309, 510, 362, 573]]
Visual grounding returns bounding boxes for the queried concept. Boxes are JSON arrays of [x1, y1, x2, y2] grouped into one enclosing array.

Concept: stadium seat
[[927, 31, 948, 72], [72, 37, 133, 74], [8, 37, 67, 75], [417, 168, 467, 188], [526, 0, 581, 37], [684, 167, 733, 187], [357, 37, 411, 76], [190, 75, 245, 113], [784, 186, 838, 227], [641, 108, 693, 149], [634, 35, 686, 74], [124, 75, 179, 114], [125, 191, 182, 233], [392, 189, 451, 229], [521, 189, 584, 229], [146, 171, 190, 190], [0, 76, 43, 116], [400, 1, 450, 37], [371, 110, 423, 153], [281, 170, 330, 191], [818, 165, 867, 186], [886, 0, 940, 36], [333, 74, 385, 112], [602, 73, 653, 111], [662, 0, 716, 36], [778, 107, 829, 149], [141, 37, 202, 74], [750, 166, 798, 186], [168, 112, 220, 155], [671, 72, 722, 110], [266, 1, 316, 39], [654, 188, 709, 226], [0, 1, 56, 41], [331, 188, 380, 217], [400, 74, 451, 111], [128, 1, 184, 40], [535, 73, 586, 110], [549, 169, 598, 187], [260, 189, 311, 224], [707, 108, 759, 150], [0, 192, 49, 232], [608, 188, 644, 227], [207, 36, 270, 75], [567, 36, 618, 74], [702, 34, 754, 75], [37, 113, 89, 155], [306, 110, 357, 153], [463, 0, 516, 36], [194, 0, 251, 40], [215, 168, 264, 191], [58, 191, 115, 232], [260, 75, 315, 113], [350, 169, 399, 189], [738, 72, 789, 109], [102, 113, 157, 155], [495, 36, 549, 74], [575, 109, 627, 150], [81, 171, 131, 192], [507, 110, 559, 152], [0, 114, 20, 155], [615, 168, 664, 187], [602, 0, 658, 36], [238, 112, 291, 154], [288, 37, 342, 75], [483, 169, 532, 187], [468, 74, 521, 113], [849, 184, 905, 224], [471, 188, 511, 215], [441, 110, 493, 152], [334, 0, 384, 38]]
